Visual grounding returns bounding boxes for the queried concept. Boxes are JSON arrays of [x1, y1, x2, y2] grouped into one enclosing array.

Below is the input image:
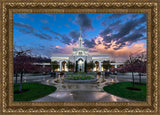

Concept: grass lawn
[[103, 82, 146, 101], [14, 82, 57, 101]]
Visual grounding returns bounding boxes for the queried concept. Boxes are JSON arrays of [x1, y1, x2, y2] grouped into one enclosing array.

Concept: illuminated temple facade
[[51, 32, 110, 72]]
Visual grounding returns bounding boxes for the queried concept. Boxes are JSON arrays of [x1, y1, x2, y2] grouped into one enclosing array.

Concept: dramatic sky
[[14, 13, 147, 62]]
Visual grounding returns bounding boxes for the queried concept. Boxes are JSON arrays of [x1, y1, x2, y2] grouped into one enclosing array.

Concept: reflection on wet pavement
[[33, 91, 135, 102], [32, 75, 139, 102]]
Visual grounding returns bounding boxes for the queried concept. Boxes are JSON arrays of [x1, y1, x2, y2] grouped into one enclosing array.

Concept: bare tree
[[14, 48, 33, 92], [125, 54, 137, 88], [136, 52, 147, 84]]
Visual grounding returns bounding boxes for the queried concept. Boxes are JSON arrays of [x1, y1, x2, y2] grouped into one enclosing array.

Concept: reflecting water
[[48, 92, 71, 99]]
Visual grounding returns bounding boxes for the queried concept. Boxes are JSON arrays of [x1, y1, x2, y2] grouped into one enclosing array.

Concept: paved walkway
[[32, 90, 134, 102], [15, 73, 146, 102], [32, 77, 138, 102]]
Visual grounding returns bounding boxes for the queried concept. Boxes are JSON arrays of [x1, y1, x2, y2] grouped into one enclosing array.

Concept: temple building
[[50, 31, 111, 72]]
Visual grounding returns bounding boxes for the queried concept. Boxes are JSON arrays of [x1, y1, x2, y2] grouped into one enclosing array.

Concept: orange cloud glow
[[54, 36, 146, 62], [61, 43, 79, 54], [89, 36, 146, 62]]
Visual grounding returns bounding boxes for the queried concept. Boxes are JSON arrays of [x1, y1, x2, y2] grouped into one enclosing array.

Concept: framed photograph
[[0, 0, 159, 114]]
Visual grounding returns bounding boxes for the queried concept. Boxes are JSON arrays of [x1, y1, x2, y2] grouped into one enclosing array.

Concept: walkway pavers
[[32, 77, 138, 102], [15, 74, 146, 102], [32, 90, 134, 102]]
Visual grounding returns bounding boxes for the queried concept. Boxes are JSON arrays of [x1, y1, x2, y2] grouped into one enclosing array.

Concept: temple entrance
[[95, 61, 99, 72], [62, 61, 66, 71], [77, 58, 84, 72]]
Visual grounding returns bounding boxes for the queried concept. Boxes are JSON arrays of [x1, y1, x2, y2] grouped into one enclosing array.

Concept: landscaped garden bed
[[66, 72, 95, 75], [66, 75, 95, 80], [63, 75, 97, 83], [103, 82, 146, 101]]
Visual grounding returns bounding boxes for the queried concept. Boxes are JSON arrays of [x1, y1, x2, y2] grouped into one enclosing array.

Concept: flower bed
[[66, 72, 95, 75], [63, 75, 97, 83], [66, 75, 95, 80]]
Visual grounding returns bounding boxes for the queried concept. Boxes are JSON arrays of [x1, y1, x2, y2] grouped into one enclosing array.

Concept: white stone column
[[65, 63, 68, 72], [99, 61, 102, 72], [115, 64, 117, 68], [59, 61, 62, 72]]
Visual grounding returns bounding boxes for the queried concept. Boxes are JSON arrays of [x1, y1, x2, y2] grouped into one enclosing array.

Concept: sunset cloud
[[89, 36, 146, 62], [53, 36, 146, 62], [14, 13, 146, 62], [75, 14, 94, 32]]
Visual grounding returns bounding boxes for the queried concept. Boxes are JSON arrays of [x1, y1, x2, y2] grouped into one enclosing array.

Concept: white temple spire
[[79, 27, 83, 47]]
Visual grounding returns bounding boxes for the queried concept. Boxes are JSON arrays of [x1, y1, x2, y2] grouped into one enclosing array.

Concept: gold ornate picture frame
[[0, 0, 159, 114]]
